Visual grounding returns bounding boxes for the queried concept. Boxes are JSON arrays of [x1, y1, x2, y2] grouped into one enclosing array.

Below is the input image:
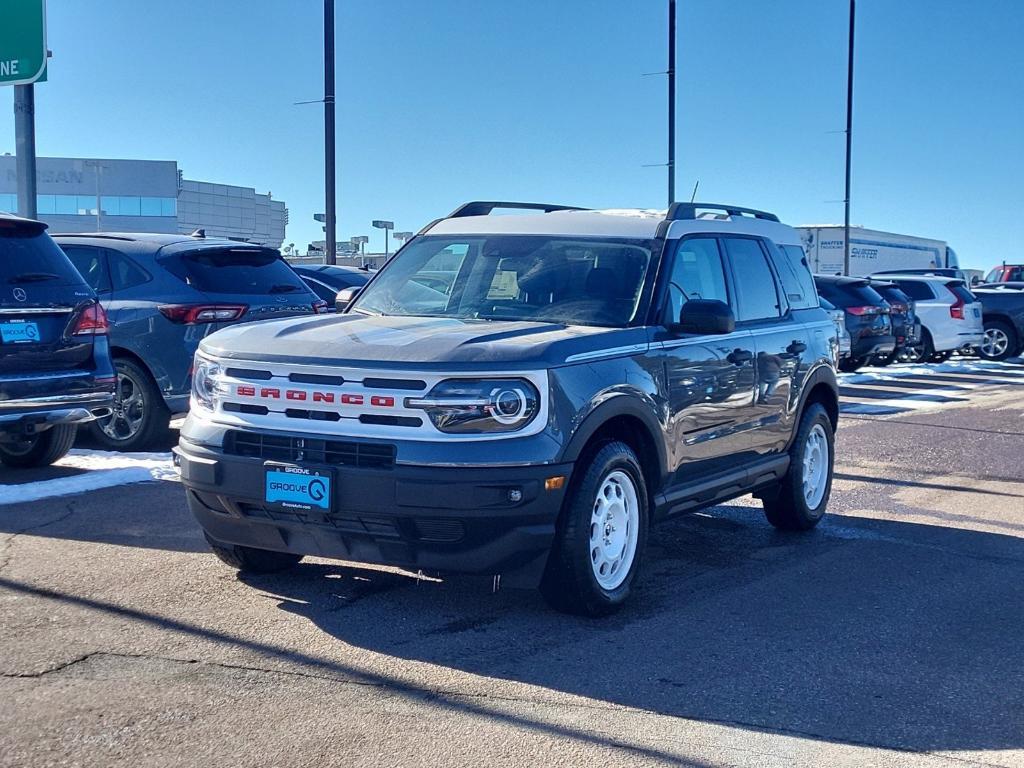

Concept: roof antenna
[[690, 180, 699, 203], [190, 228, 205, 238]]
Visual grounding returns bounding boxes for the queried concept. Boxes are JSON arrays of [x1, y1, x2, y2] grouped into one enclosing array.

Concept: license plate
[[264, 464, 333, 512], [0, 320, 40, 344]]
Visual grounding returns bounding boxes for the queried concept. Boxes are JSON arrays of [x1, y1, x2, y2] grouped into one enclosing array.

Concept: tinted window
[[0, 225, 89, 289], [723, 238, 780, 321], [894, 280, 935, 301], [353, 235, 654, 328], [161, 248, 310, 296], [773, 244, 818, 310], [666, 237, 729, 323], [303, 277, 340, 302], [62, 246, 110, 292], [946, 282, 976, 304], [816, 281, 886, 308], [108, 251, 151, 291], [873, 285, 911, 306]]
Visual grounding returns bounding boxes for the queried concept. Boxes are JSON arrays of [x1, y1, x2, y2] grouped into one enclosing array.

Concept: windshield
[[351, 235, 655, 327]]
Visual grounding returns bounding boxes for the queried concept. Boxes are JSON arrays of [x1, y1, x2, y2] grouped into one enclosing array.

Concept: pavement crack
[[2, 651, 100, 679], [0, 500, 77, 576]]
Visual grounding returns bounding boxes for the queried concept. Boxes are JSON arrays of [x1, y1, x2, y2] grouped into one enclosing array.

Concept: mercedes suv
[[175, 202, 839, 615], [0, 213, 115, 468]]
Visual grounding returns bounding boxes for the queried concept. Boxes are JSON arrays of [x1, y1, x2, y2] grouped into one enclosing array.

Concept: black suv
[[175, 202, 839, 615], [814, 275, 895, 372], [0, 214, 115, 468], [53, 233, 326, 451]]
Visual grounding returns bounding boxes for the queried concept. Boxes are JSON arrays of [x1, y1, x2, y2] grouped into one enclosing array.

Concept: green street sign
[[0, 0, 47, 87]]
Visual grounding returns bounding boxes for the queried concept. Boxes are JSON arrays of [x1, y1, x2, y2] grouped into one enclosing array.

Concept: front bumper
[[175, 436, 573, 587]]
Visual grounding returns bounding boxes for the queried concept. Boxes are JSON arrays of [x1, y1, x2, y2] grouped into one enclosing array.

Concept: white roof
[[427, 207, 800, 244]]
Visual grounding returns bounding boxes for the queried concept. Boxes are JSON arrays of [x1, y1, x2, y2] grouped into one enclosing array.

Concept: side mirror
[[675, 299, 735, 335], [335, 287, 361, 312]]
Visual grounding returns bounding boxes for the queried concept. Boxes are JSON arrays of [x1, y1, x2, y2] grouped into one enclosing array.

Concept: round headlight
[[490, 387, 529, 424]]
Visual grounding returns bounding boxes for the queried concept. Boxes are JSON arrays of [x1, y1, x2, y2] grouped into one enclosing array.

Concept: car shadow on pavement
[[234, 505, 1024, 756]]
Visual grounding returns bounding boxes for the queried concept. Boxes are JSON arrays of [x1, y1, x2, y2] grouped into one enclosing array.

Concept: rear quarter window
[[772, 244, 818, 310], [946, 282, 976, 303], [161, 248, 310, 296]]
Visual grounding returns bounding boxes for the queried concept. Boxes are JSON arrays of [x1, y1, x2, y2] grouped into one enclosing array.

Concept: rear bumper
[[175, 437, 573, 587], [851, 334, 896, 359], [0, 392, 114, 431]]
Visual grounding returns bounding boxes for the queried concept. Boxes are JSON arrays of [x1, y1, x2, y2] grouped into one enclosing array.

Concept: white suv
[[874, 274, 983, 361]]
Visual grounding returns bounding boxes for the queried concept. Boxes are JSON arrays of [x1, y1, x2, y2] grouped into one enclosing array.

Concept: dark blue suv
[[54, 232, 325, 451], [0, 214, 115, 468]]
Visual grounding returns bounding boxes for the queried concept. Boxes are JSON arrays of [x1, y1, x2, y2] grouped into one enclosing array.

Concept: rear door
[[0, 220, 97, 375]]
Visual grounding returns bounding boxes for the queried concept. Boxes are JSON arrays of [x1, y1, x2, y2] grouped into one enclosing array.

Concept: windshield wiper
[[8, 272, 61, 284], [268, 283, 302, 294]]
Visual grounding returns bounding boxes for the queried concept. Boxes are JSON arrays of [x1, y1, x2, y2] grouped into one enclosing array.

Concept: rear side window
[[1, 226, 89, 288], [161, 248, 309, 296], [108, 251, 151, 291], [722, 237, 781, 321], [771, 244, 818, 310], [946, 282, 976, 303], [894, 280, 935, 301], [62, 245, 111, 292]]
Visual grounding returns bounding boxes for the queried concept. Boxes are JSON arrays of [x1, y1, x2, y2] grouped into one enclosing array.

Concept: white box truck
[[797, 225, 959, 277]]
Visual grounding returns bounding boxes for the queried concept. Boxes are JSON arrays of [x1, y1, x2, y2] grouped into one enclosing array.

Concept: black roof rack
[[666, 202, 779, 223], [448, 201, 588, 218], [48, 233, 138, 241]]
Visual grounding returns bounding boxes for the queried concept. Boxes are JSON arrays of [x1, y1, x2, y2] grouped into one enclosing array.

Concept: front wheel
[[761, 403, 834, 531], [0, 424, 78, 468], [540, 441, 648, 616]]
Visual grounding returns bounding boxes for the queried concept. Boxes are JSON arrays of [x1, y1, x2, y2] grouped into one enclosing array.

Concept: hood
[[199, 313, 645, 369]]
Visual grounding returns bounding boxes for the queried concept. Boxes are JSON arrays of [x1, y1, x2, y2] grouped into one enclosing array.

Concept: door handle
[[727, 348, 753, 365], [787, 340, 807, 354]]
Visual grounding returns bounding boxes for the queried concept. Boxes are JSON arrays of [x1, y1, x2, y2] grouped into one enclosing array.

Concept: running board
[[655, 455, 790, 518]]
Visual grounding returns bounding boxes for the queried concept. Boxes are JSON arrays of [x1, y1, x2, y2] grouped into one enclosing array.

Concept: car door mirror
[[674, 299, 735, 335], [335, 287, 361, 312]]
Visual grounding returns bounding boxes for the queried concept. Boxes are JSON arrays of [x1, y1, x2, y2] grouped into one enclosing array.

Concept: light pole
[[372, 219, 394, 259], [350, 235, 369, 267], [667, 0, 676, 206], [843, 0, 855, 276], [324, 0, 337, 265], [83, 160, 107, 231], [393, 231, 413, 252]]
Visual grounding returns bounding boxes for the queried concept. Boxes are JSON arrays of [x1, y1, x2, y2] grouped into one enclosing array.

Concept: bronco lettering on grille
[[234, 385, 392, 408]]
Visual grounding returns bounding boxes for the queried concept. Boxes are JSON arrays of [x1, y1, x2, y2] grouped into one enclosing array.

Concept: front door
[[658, 236, 758, 483]]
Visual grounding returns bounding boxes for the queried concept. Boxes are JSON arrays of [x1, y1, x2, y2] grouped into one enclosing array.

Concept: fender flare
[[788, 362, 839, 447], [559, 394, 668, 479]]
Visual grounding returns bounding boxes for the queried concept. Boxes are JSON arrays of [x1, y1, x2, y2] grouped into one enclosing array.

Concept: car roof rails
[[49, 232, 137, 241], [665, 202, 780, 223], [447, 201, 588, 218]]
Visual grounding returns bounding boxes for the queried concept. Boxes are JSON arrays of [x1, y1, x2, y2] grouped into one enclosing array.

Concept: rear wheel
[[905, 329, 934, 364], [837, 357, 866, 373], [0, 424, 77, 468], [761, 404, 834, 531], [979, 319, 1017, 361], [204, 533, 303, 574], [89, 358, 170, 451], [540, 441, 648, 616]]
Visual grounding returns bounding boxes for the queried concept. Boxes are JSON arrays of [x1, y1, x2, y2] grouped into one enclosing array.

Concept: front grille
[[224, 430, 396, 469]]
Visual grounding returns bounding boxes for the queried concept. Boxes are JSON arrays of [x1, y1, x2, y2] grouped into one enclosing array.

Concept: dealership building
[[0, 155, 288, 248]]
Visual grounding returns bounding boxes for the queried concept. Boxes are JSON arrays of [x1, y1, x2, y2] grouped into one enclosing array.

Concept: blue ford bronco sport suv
[[176, 201, 839, 615], [0, 213, 115, 468]]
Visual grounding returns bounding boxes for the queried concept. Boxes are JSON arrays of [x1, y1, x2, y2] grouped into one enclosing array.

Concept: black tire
[[930, 350, 952, 363], [0, 424, 78, 468], [540, 441, 649, 616], [873, 353, 895, 367], [204, 533, 303, 574], [907, 330, 934, 364], [761, 403, 834, 531], [979, 319, 1018, 361], [837, 357, 865, 373], [89, 358, 170, 451]]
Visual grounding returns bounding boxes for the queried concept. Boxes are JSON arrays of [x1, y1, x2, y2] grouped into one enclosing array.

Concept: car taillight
[[846, 305, 884, 316], [158, 304, 248, 325], [72, 303, 109, 336], [313, 300, 329, 314], [948, 291, 965, 319]]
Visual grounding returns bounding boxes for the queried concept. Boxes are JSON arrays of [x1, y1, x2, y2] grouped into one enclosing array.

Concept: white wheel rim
[[801, 424, 830, 511], [981, 328, 1009, 358], [589, 470, 640, 591]]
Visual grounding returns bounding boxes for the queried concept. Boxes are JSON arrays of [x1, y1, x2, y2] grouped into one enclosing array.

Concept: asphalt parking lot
[[1, 361, 1023, 767]]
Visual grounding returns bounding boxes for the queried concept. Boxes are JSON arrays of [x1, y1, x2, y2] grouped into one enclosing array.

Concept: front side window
[[665, 237, 729, 324], [352, 235, 654, 328], [722, 237, 781, 321]]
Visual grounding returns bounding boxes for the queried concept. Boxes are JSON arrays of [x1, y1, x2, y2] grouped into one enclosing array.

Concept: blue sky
[[1, 0, 1021, 269]]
